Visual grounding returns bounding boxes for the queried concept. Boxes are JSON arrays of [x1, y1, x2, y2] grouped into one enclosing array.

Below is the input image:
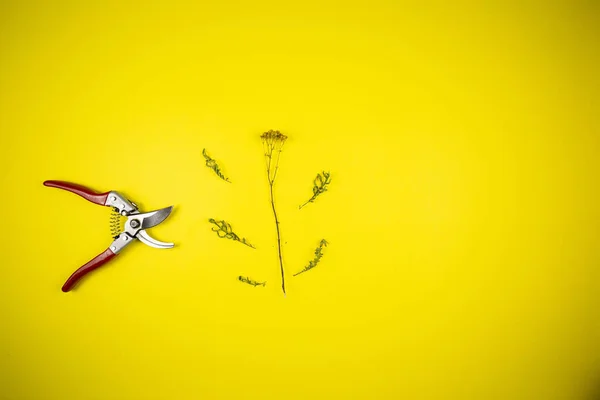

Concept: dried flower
[[261, 130, 288, 294]]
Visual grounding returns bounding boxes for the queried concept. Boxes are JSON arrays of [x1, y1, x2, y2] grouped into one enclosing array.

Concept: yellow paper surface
[[1, 1, 599, 399]]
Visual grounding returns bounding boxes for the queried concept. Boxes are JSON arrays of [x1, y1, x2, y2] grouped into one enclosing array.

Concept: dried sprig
[[208, 218, 255, 248], [238, 276, 266, 287], [294, 239, 329, 276], [261, 130, 288, 294], [300, 171, 331, 209], [202, 148, 230, 182]]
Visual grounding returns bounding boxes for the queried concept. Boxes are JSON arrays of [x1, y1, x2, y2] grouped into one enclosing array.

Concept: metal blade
[[137, 230, 174, 249], [140, 206, 173, 230]]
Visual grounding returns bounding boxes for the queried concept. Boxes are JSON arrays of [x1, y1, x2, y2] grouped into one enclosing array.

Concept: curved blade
[[140, 206, 173, 230], [138, 230, 174, 249]]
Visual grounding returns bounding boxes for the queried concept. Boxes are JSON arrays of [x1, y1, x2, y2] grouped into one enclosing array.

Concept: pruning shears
[[44, 180, 174, 292]]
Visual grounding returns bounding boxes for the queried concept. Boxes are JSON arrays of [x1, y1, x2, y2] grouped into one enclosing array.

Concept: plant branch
[[202, 148, 231, 182], [208, 218, 255, 248], [238, 276, 266, 287], [299, 171, 331, 209], [294, 239, 329, 276]]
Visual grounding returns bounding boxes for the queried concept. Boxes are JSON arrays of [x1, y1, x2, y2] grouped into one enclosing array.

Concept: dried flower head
[[261, 130, 287, 184], [260, 129, 288, 143]]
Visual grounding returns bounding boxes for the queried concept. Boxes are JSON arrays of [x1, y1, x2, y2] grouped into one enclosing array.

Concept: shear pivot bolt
[[130, 219, 140, 229]]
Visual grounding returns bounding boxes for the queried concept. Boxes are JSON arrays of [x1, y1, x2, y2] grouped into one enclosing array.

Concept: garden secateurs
[[44, 180, 174, 292]]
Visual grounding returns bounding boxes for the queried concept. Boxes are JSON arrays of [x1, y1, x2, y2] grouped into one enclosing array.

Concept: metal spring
[[109, 208, 123, 238]]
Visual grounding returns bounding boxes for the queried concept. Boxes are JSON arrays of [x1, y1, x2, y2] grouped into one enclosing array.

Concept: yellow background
[[1, 1, 599, 399]]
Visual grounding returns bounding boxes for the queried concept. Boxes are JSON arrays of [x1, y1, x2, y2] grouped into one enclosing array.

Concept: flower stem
[[261, 130, 288, 295], [269, 181, 285, 295]]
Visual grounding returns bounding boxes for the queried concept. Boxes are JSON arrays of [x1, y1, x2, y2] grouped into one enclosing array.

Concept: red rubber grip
[[62, 248, 117, 292], [44, 180, 110, 206]]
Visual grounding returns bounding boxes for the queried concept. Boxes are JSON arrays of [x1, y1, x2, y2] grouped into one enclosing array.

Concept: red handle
[[62, 248, 117, 292], [44, 180, 110, 206]]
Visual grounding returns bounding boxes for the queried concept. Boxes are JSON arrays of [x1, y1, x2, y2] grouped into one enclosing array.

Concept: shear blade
[[138, 230, 174, 249], [139, 206, 173, 230]]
